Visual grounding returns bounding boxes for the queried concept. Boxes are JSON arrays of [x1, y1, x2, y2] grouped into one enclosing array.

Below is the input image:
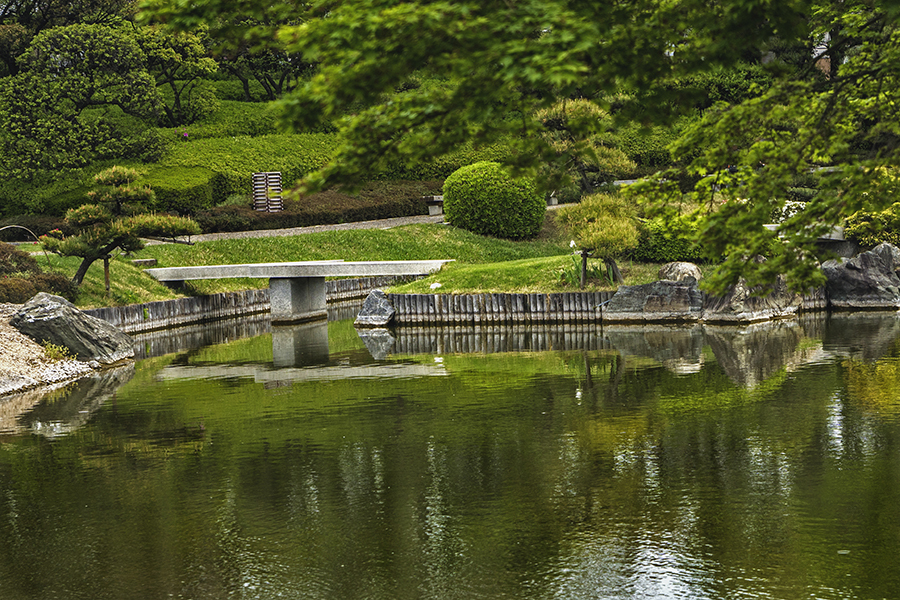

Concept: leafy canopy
[[138, 0, 900, 291]]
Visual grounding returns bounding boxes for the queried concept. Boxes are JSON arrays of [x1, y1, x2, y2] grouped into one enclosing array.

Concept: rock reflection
[[17, 363, 135, 438], [704, 321, 807, 388], [603, 325, 705, 376], [819, 312, 900, 361]]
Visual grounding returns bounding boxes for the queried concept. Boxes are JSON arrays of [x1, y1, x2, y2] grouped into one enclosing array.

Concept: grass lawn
[[26, 219, 670, 307]]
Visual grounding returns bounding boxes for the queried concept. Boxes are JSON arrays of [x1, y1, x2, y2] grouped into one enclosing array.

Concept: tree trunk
[[103, 255, 111, 296], [72, 257, 94, 285], [580, 251, 588, 289], [225, 65, 254, 101], [603, 257, 624, 285]]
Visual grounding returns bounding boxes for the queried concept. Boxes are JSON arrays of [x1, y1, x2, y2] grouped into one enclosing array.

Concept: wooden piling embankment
[[85, 275, 411, 334], [377, 323, 615, 355], [385, 291, 617, 325]]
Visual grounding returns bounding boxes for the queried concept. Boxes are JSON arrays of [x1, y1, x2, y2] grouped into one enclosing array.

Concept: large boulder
[[354, 290, 396, 327], [10, 293, 134, 364], [658, 261, 702, 283], [602, 280, 703, 322], [822, 242, 900, 309], [702, 274, 802, 323]]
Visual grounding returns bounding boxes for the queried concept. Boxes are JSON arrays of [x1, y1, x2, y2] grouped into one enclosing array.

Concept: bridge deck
[[144, 260, 451, 324], [145, 260, 451, 282]]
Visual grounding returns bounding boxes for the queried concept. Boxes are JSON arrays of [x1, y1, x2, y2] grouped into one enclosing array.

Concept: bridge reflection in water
[[7, 310, 900, 455], [126, 305, 900, 392]]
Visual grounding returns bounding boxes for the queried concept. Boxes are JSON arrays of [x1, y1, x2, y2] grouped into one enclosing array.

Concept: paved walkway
[[151, 204, 565, 244], [185, 214, 447, 243]]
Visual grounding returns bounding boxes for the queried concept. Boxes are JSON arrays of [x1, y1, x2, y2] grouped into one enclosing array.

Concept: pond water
[[2, 311, 900, 600]]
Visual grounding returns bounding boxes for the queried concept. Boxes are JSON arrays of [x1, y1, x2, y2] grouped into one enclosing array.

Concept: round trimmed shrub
[[442, 162, 545, 239]]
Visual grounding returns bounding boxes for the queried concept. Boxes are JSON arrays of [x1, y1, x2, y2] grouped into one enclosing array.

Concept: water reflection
[[3, 312, 900, 599], [19, 363, 135, 438], [272, 321, 330, 367], [2, 363, 134, 437], [158, 320, 447, 385], [366, 313, 900, 388]]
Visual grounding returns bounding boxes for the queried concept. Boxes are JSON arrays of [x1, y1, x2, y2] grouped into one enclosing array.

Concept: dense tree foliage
[[0, 22, 221, 176], [0, 23, 158, 175], [138, 0, 900, 292], [137, 26, 219, 126], [0, 0, 132, 76]]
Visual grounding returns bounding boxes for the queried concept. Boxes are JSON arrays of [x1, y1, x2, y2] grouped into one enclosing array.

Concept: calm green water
[[2, 313, 900, 600]]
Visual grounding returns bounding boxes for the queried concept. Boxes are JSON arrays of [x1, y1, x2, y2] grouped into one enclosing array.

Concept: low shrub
[[0, 277, 37, 303], [0, 242, 40, 276], [0, 242, 76, 302], [443, 162, 545, 240], [194, 180, 440, 233], [30, 272, 78, 301], [0, 215, 71, 241], [42, 340, 74, 362]]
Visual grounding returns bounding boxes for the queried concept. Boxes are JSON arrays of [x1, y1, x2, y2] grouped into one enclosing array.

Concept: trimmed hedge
[[0, 214, 71, 241], [0, 169, 96, 217], [157, 134, 518, 213], [443, 162, 545, 240], [161, 100, 281, 139], [159, 134, 337, 200], [194, 180, 440, 233], [139, 166, 223, 215]]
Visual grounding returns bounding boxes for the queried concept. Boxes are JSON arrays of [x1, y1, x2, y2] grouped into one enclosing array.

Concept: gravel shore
[[0, 303, 98, 398]]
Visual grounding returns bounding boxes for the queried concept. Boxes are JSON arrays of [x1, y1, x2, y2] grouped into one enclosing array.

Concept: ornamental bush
[[845, 203, 900, 248], [442, 162, 544, 239]]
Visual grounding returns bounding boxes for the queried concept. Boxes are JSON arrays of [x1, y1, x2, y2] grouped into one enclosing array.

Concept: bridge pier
[[269, 277, 327, 324]]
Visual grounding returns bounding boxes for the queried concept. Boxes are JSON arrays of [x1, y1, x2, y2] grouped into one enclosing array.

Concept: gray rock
[[822, 243, 900, 309], [603, 280, 703, 322], [10, 293, 134, 364], [872, 242, 900, 272], [703, 274, 802, 323], [355, 290, 396, 327], [658, 261, 702, 283]]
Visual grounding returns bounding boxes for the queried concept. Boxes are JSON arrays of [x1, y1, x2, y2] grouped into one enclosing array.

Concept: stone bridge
[[144, 260, 451, 324]]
